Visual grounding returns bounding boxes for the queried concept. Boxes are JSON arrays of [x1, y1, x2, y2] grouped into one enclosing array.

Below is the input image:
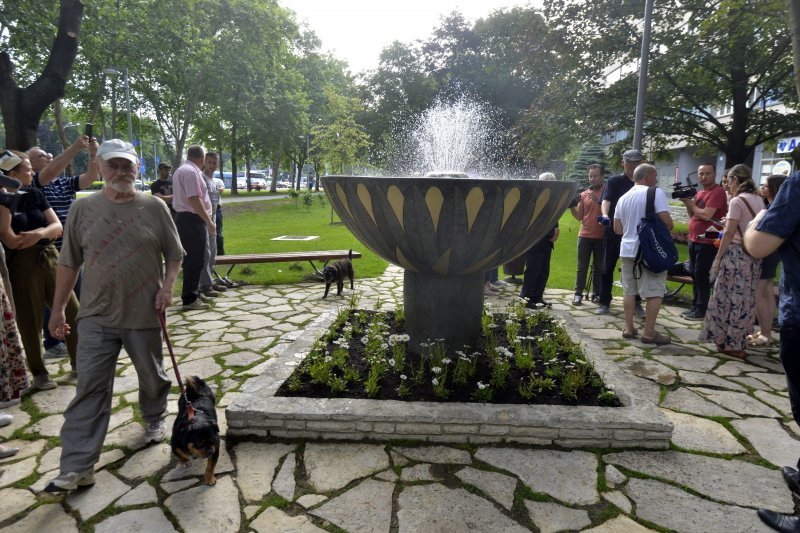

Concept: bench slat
[[215, 250, 361, 265]]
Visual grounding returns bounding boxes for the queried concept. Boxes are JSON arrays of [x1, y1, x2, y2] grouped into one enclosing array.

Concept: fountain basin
[[323, 175, 576, 350]]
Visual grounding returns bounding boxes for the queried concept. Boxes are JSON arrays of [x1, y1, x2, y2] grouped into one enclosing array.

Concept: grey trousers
[[199, 203, 218, 290], [59, 318, 170, 473]]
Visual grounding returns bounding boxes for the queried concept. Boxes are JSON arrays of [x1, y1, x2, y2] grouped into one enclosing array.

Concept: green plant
[[288, 188, 300, 208], [505, 318, 520, 345], [394, 301, 405, 324], [472, 381, 493, 402], [328, 375, 348, 392], [529, 375, 556, 393], [365, 365, 383, 397], [598, 388, 617, 405], [514, 342, 535, 371], [561, 368, 586, 401], [452, 351, 476, 386], [302, 189, 313, 210], [317, 193, 327, 208], [396, 374, 411, 397]]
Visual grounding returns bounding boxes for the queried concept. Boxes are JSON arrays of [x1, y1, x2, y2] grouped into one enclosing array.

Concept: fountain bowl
[[322, 175, 576, 276]]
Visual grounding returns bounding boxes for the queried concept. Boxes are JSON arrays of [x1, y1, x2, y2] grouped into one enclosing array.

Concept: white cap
[[97, 139, 137, 164]]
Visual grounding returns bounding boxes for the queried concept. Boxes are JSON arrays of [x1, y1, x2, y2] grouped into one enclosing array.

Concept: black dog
[[171, 376, 220, 485], [322, 249, 355, 298]]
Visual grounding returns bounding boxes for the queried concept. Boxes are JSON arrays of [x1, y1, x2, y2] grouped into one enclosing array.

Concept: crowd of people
[[0, 138, 235, 490]]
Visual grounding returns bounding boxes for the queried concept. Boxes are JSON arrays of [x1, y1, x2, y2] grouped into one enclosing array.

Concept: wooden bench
[[214, 250, 361, 279]]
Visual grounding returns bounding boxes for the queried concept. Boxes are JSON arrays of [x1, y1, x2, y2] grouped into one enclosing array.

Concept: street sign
[[777, 137, 800, 154]]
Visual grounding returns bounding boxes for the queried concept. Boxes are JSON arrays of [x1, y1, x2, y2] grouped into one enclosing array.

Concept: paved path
[[0, 266, 792, 532]]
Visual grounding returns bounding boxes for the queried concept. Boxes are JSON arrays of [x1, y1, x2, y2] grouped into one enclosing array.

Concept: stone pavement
[[0, 265, 795, 532]]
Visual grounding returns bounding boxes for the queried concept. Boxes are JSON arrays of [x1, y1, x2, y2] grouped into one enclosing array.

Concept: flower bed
[[277, 298, 620, 407]]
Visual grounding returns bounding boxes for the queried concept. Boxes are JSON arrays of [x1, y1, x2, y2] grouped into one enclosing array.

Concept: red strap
[[158, 311, 185, 399]]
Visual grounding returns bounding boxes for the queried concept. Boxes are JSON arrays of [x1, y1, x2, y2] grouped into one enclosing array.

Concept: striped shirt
[[32, 172, 81, 249]]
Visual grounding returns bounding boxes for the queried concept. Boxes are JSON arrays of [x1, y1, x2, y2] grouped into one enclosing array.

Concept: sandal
[[718, 347, 747, 360], [746, 334, 772, 347], [641, 333, 671, 345], [622, 329, 638, 339]]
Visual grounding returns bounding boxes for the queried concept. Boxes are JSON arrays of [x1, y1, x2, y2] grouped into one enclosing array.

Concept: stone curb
[[227, 306, 672, 448]]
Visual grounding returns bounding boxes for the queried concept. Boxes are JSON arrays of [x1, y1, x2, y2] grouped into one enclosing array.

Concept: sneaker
[[684, 309, 706, 321], [595, 305, 610, 315], [485, 282, 498, 293], [635, 304, 646, 318], [590, 294, 600, 303], [198, 293, 212, 302], [44, 343, 68, 359], [0, 411, 13, 427], [222, 277, 235, 288], [32, 374, 57, 391], [145, 419, 167, 444], [0, 444, 19, 458], [492, 280, 509, 287], [44, 469, 95, 492], [572, 294, 583, 306], [680, 307, 696, 317], [182, 300, 210, 311], [211, 283, 228, 292], [203, 288, 221, 297]]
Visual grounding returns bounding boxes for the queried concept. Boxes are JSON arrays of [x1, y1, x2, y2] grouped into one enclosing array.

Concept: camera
[[671, 171, 698, 199], [671, 184, 697, 199], [568, 187, 587, 208], [0, 190, 25, 214]]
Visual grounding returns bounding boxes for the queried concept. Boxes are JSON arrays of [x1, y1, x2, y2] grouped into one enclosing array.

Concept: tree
[[311, 87, 370, 175], [543, 0, 798, 165], [0, 0, 85, 149], [566, 142, 606, 181], [785, 0, 800, 102]]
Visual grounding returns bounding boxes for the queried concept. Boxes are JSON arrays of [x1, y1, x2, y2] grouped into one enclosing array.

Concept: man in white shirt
[[613, 163, 674, 345]]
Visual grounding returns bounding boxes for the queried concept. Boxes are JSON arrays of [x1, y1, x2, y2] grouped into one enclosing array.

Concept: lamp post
[[632, 0, 654, 152], [103, 67, 134, 146]]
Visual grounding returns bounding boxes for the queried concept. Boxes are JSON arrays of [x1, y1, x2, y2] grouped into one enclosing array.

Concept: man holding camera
[[569, 164, 605, 305], [679, 163, 727, 321], [596, 149, 644, 315]]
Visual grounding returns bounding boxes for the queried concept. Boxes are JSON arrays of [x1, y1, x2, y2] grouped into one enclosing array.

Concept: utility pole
[[632, 0, 654, 152]]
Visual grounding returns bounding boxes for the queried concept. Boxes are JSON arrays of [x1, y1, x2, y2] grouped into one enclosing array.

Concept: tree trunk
[[230, 122, 238, 195], [787, 0, 800, 102], [0, 0, 85, 150]]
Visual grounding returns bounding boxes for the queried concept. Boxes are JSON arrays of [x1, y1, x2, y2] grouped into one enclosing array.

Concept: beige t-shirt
[[60, 192, 184, 328]]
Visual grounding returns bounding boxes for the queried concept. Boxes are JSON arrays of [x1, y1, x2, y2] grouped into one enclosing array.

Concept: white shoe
[[0, 412, 13, 427], [44, 469, 95, 492], [145, 419, 167, 444], [182, 300, 210, 311]]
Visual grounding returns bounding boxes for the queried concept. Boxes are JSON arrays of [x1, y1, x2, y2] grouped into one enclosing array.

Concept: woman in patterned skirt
[[704, 164, 764, 359]]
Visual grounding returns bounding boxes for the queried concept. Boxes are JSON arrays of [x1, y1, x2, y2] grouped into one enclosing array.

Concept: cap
[[158, 162, 172, 170], [623, 149, 643, 162], [0, 150, 22, 172], [97, 139, 138, 164]]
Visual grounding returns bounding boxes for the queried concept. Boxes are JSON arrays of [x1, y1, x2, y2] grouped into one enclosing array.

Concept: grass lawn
[[222, 198, 690, 299]]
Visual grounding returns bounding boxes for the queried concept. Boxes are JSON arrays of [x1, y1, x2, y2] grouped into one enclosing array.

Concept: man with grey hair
[[519, 171, 560, 308], [45, 139, 183, 492], [613, 163, 673, 345]]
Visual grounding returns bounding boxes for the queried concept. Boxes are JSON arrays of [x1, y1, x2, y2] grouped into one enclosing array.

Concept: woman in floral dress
[[704, 164, 764, 359]]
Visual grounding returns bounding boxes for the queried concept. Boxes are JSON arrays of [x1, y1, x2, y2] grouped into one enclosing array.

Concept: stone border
[[227, 308, 672, 448]]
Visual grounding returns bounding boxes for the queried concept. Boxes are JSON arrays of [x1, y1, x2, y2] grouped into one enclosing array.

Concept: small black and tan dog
[[322, 249, 355, 298], [171, 376, 220, 485]]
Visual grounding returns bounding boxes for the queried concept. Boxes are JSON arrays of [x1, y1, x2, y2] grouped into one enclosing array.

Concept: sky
[[281, 1, 541, 75]]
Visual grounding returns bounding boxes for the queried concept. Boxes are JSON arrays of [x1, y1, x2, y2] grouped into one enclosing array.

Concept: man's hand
[[206, 221, 216, 235], [48, 309, 70, 340], [155, 286, 173, 313], [88, 138, 99, 157], [597, 215, 611, 226], [550, 227, 560, 243], [72, 135, 90, 152]]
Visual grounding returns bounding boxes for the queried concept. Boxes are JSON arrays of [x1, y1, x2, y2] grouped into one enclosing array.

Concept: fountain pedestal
[[404, 271, 484, 352]]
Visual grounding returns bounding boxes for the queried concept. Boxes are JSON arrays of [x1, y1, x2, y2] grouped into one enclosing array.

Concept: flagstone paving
[[0, 265, 797, 531]]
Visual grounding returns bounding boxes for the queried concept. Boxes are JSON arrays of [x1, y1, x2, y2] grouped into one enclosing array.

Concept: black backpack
[[634, 187, 679, 277]]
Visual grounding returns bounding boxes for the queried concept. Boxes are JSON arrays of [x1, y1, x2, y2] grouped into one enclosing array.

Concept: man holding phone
[[27, 125, 99, 360]]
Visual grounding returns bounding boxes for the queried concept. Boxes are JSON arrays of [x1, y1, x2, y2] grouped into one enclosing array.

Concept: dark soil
[[277, 309, 621, 407]]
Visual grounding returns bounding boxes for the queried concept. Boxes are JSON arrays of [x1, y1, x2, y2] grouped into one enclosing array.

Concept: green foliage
[[566, 142, 607, 181]]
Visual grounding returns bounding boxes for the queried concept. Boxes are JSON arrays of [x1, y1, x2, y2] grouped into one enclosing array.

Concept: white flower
[[441, 358, 452, 365], [477, 381, 487, 390], [324, 356, 332, 362], [400, 334, 410, 342], [431, 366, 442, 374], [455, 350, 466, 357], [361, 336, 369, 345], [400, 374, 408, 380], [432, 378, 439, 386], [388, 359, 396, 367]]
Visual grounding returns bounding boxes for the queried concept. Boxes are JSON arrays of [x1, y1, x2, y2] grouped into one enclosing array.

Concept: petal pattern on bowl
[[425, 186, 445, 233], [387, 185, 404, 233], [465, 187, 485, 234]]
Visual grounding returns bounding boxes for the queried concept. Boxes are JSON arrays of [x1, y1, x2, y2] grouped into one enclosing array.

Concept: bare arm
[[0, 207, 21, 248], [77, 140, 100, 190], [744, 210, 784, 258], [715, 217, 738, 260], [601, 199, 611, 218], [680, 198, 717, 221], [48, 264, 81, 340], [613, 218, 623, 235], [658, 211, 674, 230], [17, 208, 62, 248], [155, 260, 182, 313], [38, 136, 89, 186]]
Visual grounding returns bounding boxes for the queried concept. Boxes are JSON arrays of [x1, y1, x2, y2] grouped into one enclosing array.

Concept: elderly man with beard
[[44, 139, 183, 492]]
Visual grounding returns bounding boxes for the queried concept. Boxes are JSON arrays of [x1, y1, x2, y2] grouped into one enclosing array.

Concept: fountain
[[323, 99, 575, 351]]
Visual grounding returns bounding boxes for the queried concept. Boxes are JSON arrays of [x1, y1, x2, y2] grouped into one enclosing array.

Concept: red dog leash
[[158, 311, 195, 418]]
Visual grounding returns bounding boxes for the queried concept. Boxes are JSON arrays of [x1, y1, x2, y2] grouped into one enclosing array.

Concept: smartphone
[[84, 123, 93, 140]]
